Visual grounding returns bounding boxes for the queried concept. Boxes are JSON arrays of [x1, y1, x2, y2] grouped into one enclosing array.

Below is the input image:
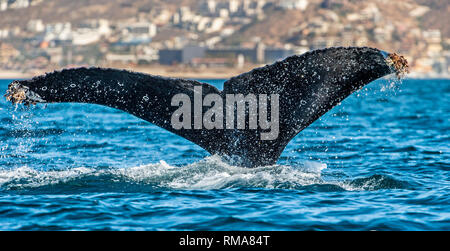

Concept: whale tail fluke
[[5, 47, 407, 167]]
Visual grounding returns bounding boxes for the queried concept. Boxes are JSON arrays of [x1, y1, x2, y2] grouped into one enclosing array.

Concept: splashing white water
[[0, 166, 95, 189], [0, 156, 409, 192], [380, 77, 404, 92], [0, 156, 330, 190]]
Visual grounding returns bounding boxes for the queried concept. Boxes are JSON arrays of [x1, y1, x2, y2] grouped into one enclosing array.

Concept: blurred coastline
[[0, 64, 260, 79], [1, 65, 448, 80], [0, 0, 449, 79]]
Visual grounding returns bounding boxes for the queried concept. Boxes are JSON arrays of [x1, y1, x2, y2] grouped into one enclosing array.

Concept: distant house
[[159, 49, 183, 65], [206, 47, 258, 63], [190, 57, 230, 67], [0, 29, 9, 39], [78, 19, 111, 36], [44, 22, 72, 42], [206, 44, 293, 64], [105, 53, 137, 64], [123, 23, 157, 38], [423, 30, 442, 44], [0, 0, 8, 11], [72, 30, 102, 46], [159, 46, 206, 65], [72, 19, 111, 45], [27, 19, 45, 33], [279, 0, 308, 10], [9, 0, 30, 9], [118, 22, 157, 46]]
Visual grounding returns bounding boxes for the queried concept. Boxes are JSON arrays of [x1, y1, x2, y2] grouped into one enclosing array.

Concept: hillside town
[[0, 0, 449, 78]]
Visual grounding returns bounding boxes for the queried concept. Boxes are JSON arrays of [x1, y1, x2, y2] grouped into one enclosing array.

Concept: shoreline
[[1, 68, 449, 80], [0, 70, 33, 80], [0, 65, 258, 80]]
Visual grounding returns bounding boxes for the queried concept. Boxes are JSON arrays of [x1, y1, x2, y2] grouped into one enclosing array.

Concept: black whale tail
[[5, 47, 408, 167]]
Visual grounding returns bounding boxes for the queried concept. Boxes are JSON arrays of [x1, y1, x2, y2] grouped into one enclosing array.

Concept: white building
[[69, 20, 111, 46], [44, 22, 72, 41], [229, 0, 239, 13], [78, 19, 111, 36], [72, 30, 102, 45], [0, 0, 8, 11], [0, 29, 9, 39], [207, 0, 216, 13], [1, 0, 43, 10], [27, 19, 45, 33], [206, 18, 225, 33], [123, 22, 157, 38], [197, 17, 211, 32], [9, 0, 30, 9], [279, 0, 308, 10], [409, 6, 429, 18], [423, 30, 442, 44], [219, 8, 229, 18], [361, 3, 381, 22]]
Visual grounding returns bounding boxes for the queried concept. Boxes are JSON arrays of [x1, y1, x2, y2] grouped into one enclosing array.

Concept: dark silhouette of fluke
[[5, 47, 408, 167]]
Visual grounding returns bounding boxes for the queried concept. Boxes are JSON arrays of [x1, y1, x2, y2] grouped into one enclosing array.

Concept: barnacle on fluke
[[5, 81, 26, 104], [386, 53, 409, 79], [4, 80, 44, 105]]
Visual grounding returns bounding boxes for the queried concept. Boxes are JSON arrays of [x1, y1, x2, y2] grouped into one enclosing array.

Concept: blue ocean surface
[[0, 78, 448, 230]]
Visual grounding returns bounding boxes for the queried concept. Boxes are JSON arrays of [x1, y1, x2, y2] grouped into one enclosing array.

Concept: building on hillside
[[9, 0, 30, 9], [279, 0, 308, 10], [44, 22, 72, 42], [0, 0, 7, 11], [159, 46, 206, 65], [27, 19, 45, 33], [0, 29, 9, 39]]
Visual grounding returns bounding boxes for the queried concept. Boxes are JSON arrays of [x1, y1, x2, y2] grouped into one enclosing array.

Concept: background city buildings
[[0, 0, 448, 78]]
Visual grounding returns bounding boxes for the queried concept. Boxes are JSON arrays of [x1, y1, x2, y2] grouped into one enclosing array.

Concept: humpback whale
[[5, 47, 408, 167]]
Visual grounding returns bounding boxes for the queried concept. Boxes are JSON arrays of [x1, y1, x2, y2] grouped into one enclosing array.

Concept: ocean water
[[0, 78, 448, 231]]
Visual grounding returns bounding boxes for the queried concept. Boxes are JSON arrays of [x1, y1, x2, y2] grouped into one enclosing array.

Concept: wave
[[0, 156, 410, 193]]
